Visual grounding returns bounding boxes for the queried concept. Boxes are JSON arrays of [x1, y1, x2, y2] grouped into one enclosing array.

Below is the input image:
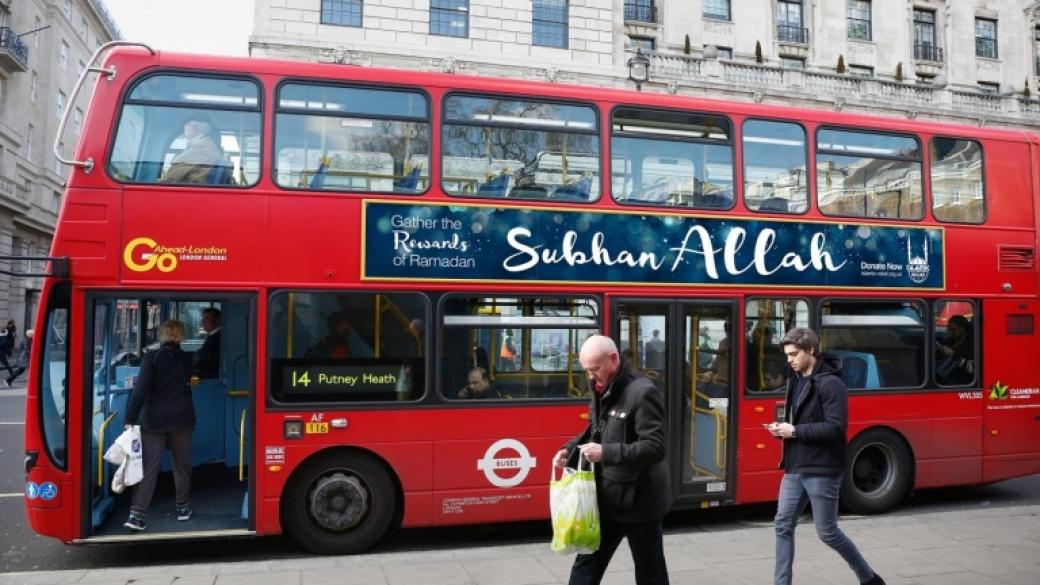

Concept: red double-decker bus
[[21, 42, 1040, 553]]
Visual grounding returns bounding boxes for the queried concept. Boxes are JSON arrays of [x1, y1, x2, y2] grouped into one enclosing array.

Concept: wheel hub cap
[[309, 472, 368, 531]]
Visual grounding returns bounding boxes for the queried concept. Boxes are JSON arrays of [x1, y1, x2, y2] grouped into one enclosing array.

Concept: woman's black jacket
[[565, 359, 671, 523], [779, 353, 848, 476], [125, 343, 196, 432]]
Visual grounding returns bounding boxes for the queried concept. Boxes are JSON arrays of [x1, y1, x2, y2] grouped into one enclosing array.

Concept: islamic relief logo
[[906, 236, 930, 284]]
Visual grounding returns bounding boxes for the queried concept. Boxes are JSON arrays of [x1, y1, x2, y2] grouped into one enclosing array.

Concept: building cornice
[[13, 209, 56, 236]]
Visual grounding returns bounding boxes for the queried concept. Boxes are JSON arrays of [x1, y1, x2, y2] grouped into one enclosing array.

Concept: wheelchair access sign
[[25, 481, 57, 501]]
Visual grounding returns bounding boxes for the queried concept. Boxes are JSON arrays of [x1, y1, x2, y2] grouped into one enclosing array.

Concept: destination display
[[272, 359, 414, 402], [362, 202, 944, 289]]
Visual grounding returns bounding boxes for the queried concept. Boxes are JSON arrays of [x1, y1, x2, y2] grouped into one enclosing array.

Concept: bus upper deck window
[[441, 95, 600, 202], [108, 74, 262, 187], [611, 108, 734, 209], [274, 83, 431, 194], [931, 138, 984, 224], [816, 128, 923, 220], [743, 120, 808, 214]]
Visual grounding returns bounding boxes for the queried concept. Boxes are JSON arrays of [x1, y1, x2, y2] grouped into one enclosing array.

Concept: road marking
[[0, 493, 24, 498]]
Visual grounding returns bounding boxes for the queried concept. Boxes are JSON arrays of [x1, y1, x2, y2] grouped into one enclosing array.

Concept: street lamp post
[[627, 49, 651, 91]]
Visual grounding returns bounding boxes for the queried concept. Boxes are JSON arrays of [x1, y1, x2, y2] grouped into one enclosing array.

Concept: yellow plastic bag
[[549, 457, 600, 554]]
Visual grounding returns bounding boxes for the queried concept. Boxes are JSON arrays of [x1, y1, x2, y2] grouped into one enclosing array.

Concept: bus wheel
[[281, 451, 396, 555], [841, 428, 913, 514]]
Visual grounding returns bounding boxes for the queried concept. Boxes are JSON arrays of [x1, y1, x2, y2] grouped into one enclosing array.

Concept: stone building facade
[[0, 0, 118, 331], [249, 1, 1040, 130]]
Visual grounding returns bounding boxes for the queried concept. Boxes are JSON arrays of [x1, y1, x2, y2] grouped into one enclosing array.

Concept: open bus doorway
[[613, 298, 737, 507], [85, 293, 254, 540]]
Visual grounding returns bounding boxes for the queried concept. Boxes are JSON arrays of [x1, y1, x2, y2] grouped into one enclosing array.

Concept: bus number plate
[[305, 422, 329, 434]]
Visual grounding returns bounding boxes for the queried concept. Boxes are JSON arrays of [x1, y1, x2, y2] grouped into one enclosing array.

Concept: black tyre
[[841, 428, 913, 514], [281, 450, 397, 555]]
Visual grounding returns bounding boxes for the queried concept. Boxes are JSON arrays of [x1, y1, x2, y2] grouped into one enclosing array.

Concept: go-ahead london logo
[[123, 237, 228, 273], [476, 438, 537, 488]]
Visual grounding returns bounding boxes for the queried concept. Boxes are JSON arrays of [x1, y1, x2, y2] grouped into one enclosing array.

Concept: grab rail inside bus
[[0, 256, 70, 279], [96, 411, 119, 487], [239, 409, 247, 482], [53, 40, 156, 174]]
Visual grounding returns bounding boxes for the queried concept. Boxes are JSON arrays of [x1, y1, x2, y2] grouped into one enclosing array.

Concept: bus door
[[613, 299, 736, 506], [86, 294, 254, 538]]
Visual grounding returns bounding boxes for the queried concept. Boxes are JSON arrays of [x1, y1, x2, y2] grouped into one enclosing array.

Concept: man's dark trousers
[[568, 517, 669, 585]]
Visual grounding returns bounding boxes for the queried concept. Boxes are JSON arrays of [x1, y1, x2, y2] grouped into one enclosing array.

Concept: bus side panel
[[23, 389, 77, 541], [983, 140, 1036, 229], [735, 397, 783, 504], [981, 299, 1040, 482], [854, 395, 981, 489], [266, 197, 357, 286], [121, 190, 266, 284], [51, 189, 123, 283], [427, 405, 586, 526]]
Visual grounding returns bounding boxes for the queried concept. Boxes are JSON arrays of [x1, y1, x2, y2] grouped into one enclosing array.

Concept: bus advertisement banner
[[363, 202, 944, 289]]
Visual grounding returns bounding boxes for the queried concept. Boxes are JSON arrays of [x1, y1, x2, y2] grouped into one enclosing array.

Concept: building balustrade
[[951, 90, 1003, 112], [805, 71, 862, 94], [636, 51, 1035, 123], [1019, 99, 1040, 115], [649, 52, 700, 78], [724, 62, 783, 85], [0, 26, 30, 72], [876, 80, 936, 104]]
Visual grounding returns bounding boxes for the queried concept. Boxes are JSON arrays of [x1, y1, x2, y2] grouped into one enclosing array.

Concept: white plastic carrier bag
[[549, 456, 600, 554], [104, 425, 143, 493]]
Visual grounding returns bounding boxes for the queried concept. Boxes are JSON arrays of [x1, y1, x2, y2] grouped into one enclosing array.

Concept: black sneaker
[[123, 512, 146, 531], [176, 504, 192, 521]]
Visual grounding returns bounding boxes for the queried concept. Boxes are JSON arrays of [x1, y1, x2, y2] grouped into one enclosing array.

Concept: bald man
[[552, 335, 671, 585]]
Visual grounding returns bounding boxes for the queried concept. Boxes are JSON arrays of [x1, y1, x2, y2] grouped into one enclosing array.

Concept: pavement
[[2, 502, 1037, 585]]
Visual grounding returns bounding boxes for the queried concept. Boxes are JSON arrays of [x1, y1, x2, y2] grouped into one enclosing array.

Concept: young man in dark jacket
[[552, 335, 670, 585], [766, 328, 884, 585]]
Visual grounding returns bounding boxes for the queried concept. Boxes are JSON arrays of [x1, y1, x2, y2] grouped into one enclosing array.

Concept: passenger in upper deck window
[[160, 117, 225, 184]]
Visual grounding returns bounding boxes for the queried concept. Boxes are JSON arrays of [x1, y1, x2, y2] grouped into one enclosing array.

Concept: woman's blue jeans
[[774, 473, 875, 585]]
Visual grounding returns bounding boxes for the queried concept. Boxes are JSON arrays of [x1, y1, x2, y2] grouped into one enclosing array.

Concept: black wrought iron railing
[[777, 25, 808, 44], [623, 2, 656, 24], [914, 43, 944, 62], [0, 27, 30, 68]]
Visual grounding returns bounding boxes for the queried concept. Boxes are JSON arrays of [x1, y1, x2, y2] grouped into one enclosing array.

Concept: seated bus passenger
[[303, 312, 373, 359], [160, 117, 225, 184], [508, 170, 548, 198], [457, 367, 504, 399], [936, 315, 974, 385]]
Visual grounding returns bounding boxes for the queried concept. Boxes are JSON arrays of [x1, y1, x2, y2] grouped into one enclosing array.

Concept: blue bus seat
[[828, 350, 884, 389], [759, 197, 789, 212], [476, 171, 509, 196], [207, 159, 234, 184]]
